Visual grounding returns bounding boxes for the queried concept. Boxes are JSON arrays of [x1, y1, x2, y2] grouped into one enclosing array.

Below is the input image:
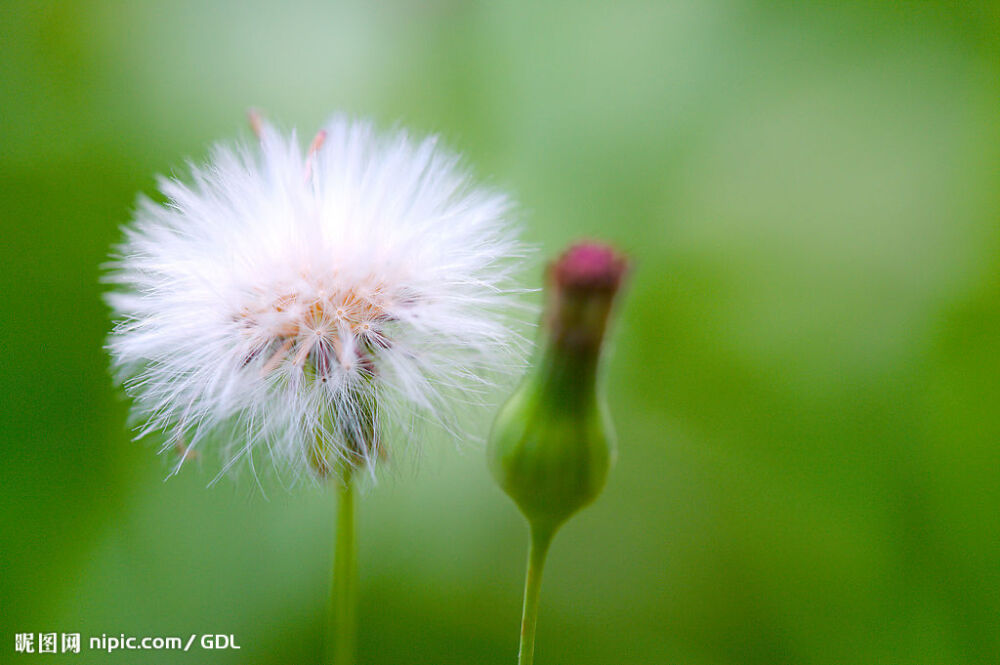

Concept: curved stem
[[518, 527, 553, 665], [327, 469, 357, 665]]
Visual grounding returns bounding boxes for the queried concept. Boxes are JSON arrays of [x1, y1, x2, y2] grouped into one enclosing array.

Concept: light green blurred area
[[2, 1, 999, 663]]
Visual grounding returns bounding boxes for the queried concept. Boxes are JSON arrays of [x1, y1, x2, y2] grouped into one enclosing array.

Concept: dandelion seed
[[106, 114, 530, 480]]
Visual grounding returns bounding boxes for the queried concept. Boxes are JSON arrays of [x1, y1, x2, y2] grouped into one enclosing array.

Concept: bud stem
[[517, 526, 554, 665], [492, 242, 629, 665], [326, 467, 357, 665]]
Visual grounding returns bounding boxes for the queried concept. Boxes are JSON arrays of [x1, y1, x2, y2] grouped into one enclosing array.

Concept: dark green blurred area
[[2, 1, 999, 663]]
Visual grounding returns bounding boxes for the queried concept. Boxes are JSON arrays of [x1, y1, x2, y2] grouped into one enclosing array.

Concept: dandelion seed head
[[105, 114, 531, 481]]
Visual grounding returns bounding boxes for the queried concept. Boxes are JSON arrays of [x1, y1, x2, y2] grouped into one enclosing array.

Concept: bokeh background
[[2, 1, 999, 663]]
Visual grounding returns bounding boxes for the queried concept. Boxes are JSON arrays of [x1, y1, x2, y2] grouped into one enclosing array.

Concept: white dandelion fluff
[[105, 114, 530, 480]]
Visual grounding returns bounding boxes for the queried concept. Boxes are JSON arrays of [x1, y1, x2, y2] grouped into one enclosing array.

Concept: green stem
[[518, 527, 554, 665], [327, 468, 357, 665]]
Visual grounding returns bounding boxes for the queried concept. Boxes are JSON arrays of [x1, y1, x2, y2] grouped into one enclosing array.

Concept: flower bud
[[488, 242, 629, 536]]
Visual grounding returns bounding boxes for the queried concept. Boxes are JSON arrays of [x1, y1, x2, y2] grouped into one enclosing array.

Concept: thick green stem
[[518, 527, 554, 665], [326, 469, 357, 665]]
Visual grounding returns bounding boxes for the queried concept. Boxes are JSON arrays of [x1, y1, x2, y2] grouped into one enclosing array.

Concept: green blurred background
[[2, 1, 999, 663]]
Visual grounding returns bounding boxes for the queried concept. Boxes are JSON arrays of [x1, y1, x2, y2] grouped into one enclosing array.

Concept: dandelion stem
[[327, 467, 357, 665], [517, 526, 553, 665]]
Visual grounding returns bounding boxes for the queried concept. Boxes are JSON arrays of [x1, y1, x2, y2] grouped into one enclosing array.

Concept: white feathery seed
[[105, 114, 531, 481]]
